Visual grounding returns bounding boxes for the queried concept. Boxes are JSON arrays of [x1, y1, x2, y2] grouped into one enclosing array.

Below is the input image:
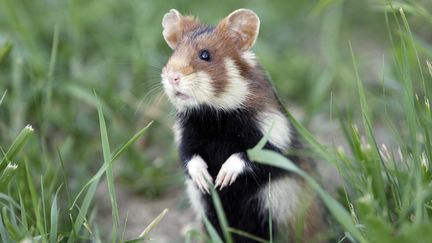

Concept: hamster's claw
[[215, 153, 245, 190], [187, 156, 213, 194], [195, 169, 212, 194]]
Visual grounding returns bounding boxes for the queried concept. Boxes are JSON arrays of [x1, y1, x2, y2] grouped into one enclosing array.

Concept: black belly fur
[[177, 105, 294, 242]]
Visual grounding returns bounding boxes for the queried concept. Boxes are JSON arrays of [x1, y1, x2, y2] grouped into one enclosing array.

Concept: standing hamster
[[161, 8, 327, 242]]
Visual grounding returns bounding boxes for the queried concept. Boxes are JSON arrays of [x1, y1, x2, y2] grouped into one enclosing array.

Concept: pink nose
[[168, 72, 181, 85]]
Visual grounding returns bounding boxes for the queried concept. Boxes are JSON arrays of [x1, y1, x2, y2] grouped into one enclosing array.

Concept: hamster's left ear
[[162, 9, 200, 49], [217, 9, 260, 51]]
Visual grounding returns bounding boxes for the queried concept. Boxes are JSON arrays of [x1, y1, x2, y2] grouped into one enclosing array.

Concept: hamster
[[161, 8, 327, 242]]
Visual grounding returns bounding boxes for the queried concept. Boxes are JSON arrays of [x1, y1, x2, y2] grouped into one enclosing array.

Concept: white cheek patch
[[187, 71, 215, 104], [259, 176, 301, 226], [216, 58, 249, 109], [257, 108, 292, 150], [183, 59, 249, 110], [160, 75, 172, 95]]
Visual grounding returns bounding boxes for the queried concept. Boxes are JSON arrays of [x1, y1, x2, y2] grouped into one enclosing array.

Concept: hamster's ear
[[217, 9, 260, 51], [162, 9, 200, 49]]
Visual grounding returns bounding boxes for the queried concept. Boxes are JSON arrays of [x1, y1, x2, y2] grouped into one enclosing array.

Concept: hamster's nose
[[168, 72, 181, 85]]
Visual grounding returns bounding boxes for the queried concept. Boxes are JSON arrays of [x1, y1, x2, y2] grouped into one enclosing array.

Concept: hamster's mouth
[[175, 91, 191, 101]]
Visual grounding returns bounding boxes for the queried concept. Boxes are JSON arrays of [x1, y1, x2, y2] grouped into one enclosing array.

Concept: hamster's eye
[[199, 50, 211, 62]]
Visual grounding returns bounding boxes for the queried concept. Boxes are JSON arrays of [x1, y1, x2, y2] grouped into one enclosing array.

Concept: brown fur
[[284, 180, 328, 243]]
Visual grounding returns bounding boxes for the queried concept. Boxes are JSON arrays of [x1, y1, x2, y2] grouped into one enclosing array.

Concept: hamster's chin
[[174, 91, 191, 101], [170, 91, 198, 109]]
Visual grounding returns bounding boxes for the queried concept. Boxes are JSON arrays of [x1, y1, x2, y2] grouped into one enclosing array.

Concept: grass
[[0, 101, 152, 242], [0, 0, 432, 242]]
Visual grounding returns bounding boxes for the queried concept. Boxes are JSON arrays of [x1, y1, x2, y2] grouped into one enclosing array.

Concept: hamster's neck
[[176, 105, 256, 124]]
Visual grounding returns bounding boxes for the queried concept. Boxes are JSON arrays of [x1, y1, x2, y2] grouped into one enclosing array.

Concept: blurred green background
[[1, 0, 432, 242]]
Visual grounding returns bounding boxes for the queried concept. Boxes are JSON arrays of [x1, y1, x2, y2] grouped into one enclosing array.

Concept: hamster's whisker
[[135, 86, 164, 114], [141, 84, 164, 103]]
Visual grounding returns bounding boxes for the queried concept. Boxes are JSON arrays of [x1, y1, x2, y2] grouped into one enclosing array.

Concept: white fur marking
[[173, 121, 182, 145], [187, 155, 213, 193], [259, 176, 301, 225], [219, 58, 249, 109], [242, 51, 258, 67], [185, 179, 205, 218], [257, 108, 291, 150], [215, 153, 246, 189], [188, 71, 215, 105]]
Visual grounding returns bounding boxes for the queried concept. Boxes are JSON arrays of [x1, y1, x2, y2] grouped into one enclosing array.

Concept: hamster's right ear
[[162, 9, 199, 49], [217, 9, 260, 52]]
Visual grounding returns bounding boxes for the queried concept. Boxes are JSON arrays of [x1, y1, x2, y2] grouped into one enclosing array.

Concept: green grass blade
[[0, 125, 34, 172], [112, 121, 154, 161], [203, 214, 224, 243], [399, 8, 427, 97], [56, 147, 72, 207], [70, 121, 152, 209], [138, 208, 168, 239], [0, 212, 11, 243], [284, 110, 339, 166], [227, 227, 269, 243], [95, 92, 119, 242], [0, 90, 6, 107], [0, 194, 20, 211], [69, 180, 99, 243], [18, 191, 28, 231], [121, 211, 129, 243], [349, 41, 388, 211], [185, 230, 205, 243], [427, 60, 432, 79], [41, 25, 59, 140], [210, 186, 233, 243], [24, 162, 45, 239], [124, 208, 168, 243], [0, 41, 12, 62], [49, 186, 61, 243], [40, 175, 48, 238], [47, 25, 59, 84], [0, 163, 18, 188]]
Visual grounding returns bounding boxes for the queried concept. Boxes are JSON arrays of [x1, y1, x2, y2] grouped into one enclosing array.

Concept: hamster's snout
[[171, 75, 180, 85], [166, 70, 181, 85]]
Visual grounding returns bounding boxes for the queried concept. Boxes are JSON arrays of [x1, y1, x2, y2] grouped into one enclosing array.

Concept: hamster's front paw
[[215, 153, 246, 190], [187, 155, 213, 194]]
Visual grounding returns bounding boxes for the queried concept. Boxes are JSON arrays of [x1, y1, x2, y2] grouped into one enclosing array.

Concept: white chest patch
[[257, 108, 292, 150], [259, 176, 301, 225]]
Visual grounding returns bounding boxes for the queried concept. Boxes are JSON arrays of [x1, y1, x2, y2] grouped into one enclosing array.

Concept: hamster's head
[[161, 9, 260, 111]]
